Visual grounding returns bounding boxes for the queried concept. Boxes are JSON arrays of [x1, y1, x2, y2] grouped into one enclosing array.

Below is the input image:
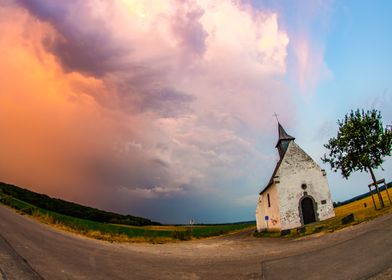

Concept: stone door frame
[[298, 194, 319, 225]]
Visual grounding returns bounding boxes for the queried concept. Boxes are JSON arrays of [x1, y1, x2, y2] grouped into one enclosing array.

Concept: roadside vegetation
[[255, 188, 392, 238], [3, 181, 392, 242], [0, 184, 255, 243], [0, 182, 159, 226]]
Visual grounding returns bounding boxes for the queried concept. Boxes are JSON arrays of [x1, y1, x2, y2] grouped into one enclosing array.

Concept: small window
[[301, 184, 307, 190], [267, 193, 271, 207], [321, 200, 327, 205]]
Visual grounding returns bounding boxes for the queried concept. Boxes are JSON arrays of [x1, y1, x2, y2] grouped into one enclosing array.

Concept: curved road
[[1, 205, 392, 280]]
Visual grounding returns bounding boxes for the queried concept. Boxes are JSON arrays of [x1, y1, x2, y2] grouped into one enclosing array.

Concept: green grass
[[0, 193, 255, 242], [3, 186, 391, 241], [0, 195, 171, 237], [190, 223, 254, 238], [0, 182, 158, 226]]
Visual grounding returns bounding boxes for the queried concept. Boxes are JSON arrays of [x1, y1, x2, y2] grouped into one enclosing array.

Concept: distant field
[[0, 194, 255, 243], [334, 188, 392, 221]]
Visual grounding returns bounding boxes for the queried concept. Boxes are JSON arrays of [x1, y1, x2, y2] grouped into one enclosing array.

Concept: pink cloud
[[280, 0, 333, 96], [292, 37, 331, 95], [1, 0, 294, 222]]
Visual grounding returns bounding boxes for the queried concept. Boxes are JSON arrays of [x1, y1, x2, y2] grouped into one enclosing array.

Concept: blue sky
[[269, 0, 392, 203], [0, 0, 391, 223]]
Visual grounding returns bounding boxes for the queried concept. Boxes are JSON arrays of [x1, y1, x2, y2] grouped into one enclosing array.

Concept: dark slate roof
[[259, 158, 282, 195], [259, 123, 295, 195], [275, 122, 295, 148]]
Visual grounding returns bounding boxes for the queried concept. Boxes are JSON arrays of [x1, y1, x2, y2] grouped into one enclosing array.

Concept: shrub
[[171, 230, 192, 240]]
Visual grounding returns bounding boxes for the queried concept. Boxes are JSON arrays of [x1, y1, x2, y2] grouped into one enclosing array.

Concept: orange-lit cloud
[[1, 0, 294, 222], [0, 4, 120, 204]]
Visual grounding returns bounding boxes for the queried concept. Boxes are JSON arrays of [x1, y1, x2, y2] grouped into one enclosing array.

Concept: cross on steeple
[[273, 112, 280, 123]]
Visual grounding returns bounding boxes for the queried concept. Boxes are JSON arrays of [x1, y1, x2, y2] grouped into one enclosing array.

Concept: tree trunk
[[368, 166, 385, 208]]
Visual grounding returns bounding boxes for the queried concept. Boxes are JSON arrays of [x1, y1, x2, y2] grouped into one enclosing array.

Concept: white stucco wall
[[255, 195, 266, 230], [256, 183, 281, 231], [276, 141, 335, 230]]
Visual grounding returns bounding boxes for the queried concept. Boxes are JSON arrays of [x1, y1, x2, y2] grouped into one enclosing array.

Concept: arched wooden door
[[301, 197, 316, 224]]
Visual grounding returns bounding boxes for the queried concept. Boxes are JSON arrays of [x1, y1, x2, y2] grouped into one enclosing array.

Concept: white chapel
[[256, 123, 335, 232]]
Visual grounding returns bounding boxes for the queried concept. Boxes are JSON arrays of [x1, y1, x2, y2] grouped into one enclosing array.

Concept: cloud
[[367, 89, 392, 122], [292, 36, 331, 96], [263, 0, 333, 96], [0, 0, 293, 223], [233, 194, 258, 207]]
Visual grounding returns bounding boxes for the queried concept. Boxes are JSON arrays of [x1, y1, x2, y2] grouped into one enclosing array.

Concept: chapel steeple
[[275, 122, 295, 159]]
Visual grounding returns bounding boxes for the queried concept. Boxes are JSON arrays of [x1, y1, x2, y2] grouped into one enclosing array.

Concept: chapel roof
[[275, 122, 295, 148], [259, 159, 283, 195], [259, 123, 295, 195]]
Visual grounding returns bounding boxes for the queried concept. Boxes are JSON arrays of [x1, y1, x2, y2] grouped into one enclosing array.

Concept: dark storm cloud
[[17, 0, 127, 76], [86, 154, 171, 191], [171, 1, 207, 56], [16, 0, 196, 116], [139, 88, 195, 117], [2, 1, 295, 224]]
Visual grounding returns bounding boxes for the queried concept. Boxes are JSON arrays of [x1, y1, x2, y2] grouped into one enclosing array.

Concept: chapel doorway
[[301, 197, 316, 224]]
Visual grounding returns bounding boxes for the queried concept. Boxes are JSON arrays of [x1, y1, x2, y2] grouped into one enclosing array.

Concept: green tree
[[322, 109, 392, 208]]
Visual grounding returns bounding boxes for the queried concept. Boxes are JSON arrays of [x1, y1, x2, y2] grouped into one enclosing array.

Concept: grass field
[[3, 187, 392, 242], [303, 189, 392, 234], [256, 188, 392, 238], [0, 194, 255, 243]]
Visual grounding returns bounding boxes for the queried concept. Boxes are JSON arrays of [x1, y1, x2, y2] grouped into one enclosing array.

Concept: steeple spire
[[277, 123, 295, 142], [275, 122, 295, 159]]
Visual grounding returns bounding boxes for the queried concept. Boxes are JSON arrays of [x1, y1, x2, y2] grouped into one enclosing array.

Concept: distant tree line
[[0, 182, 160, 226]]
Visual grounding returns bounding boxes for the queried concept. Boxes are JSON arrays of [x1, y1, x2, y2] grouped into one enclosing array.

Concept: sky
[[0, 0, 391, 224]]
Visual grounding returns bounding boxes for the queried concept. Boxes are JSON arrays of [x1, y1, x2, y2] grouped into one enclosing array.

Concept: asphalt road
[[1, 204, 392, 280]]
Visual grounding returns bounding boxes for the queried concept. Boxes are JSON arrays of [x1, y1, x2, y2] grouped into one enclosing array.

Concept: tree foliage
[[322, 109, 392, 181]]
